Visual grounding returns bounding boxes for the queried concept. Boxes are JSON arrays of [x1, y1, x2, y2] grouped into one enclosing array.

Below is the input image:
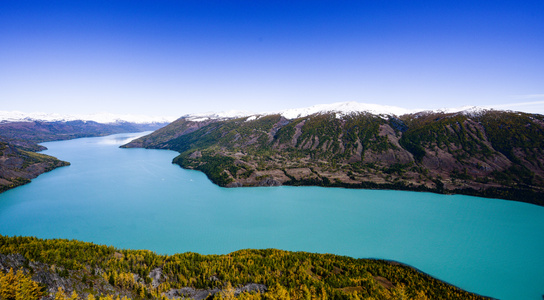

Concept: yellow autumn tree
[[222, 282, 237, 300], [389, 284, 407, 300], [69, 290, 79, 300], [0, 268, 43, 300], [412, 290, 429, 300], [54, 287, 67, 300]]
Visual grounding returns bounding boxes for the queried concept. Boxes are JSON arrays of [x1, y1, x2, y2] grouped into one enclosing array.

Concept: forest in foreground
[[0, 235, 490, 300]]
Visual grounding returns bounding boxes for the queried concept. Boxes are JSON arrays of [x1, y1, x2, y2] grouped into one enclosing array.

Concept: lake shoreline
[[1, 132, 541, 300], [174, 159, 544, 207], [374, 258, 497, 300]]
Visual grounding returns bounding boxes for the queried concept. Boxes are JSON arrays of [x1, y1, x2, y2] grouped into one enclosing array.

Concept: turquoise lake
[[1, 132, 543, 300]]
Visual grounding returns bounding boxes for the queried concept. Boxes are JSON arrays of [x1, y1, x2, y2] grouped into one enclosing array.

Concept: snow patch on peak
[[273, 101, 414, 119], [183, 110, 254, 122], [429, 105, 482, 114], [414, 106, 492, 117], [181, 102, 413, 122], [454, 106, 492, 117]]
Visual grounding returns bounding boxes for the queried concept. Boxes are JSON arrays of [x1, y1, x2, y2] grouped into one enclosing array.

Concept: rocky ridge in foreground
[[0, 235, 491, 300]]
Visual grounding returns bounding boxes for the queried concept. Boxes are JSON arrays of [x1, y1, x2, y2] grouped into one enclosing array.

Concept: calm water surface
[[1, 132, 543, 300]]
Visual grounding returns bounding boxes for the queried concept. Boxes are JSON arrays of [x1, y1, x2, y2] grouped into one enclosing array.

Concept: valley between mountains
[[123, 109, 544, 206], [0, 120, 167, 192]]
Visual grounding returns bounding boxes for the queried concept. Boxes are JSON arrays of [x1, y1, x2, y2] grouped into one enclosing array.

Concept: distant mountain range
[[0, 110, 177, 124], [123, 102, 544, 206]]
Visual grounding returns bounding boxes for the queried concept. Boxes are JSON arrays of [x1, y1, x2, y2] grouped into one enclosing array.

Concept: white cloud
[[484, 100, 544, 114], [510, 94, 544, 100]]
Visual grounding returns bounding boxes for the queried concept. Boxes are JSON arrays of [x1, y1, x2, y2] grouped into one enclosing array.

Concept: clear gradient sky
[[1, 0, 543, 116]]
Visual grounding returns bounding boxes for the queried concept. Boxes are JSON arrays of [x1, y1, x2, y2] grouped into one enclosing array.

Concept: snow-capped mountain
[[2, 101, 537, 125], [180, 102, 415, 122], [273, 101, 415, 119], [0, 111, 177, 124], [180, 101, 503, 122], [183, 110, 255, 122]]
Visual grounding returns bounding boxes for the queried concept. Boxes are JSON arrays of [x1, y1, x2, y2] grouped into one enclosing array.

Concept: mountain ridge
[[176, 102, 498, 122], [123, 105, 544, 206]]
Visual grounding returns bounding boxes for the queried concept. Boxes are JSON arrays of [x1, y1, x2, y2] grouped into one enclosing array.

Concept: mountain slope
[[124, 109, 544, 206], [0, 235, 490, 300], [0, 139, 69, 193]]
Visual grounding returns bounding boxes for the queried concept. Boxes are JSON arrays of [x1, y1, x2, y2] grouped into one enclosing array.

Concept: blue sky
[[1, 0, 543, 116]]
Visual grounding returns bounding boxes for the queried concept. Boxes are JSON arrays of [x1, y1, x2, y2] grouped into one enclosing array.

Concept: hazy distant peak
[[430, 105, 488, 114], [411, 106, 504, 119], [75, 112, 177, 124], [182, 110, 256, 122], [0, 111, 177, 124]]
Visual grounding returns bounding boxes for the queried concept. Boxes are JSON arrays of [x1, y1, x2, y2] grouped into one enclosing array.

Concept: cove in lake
[[0, 132, 543, 300]]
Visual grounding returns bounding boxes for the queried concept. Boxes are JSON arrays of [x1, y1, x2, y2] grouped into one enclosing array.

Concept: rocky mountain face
[[123, 110, 544, 206], [0, 139, 69, 193], [0, 252, 119, 300], [0, 252, 266, 300]]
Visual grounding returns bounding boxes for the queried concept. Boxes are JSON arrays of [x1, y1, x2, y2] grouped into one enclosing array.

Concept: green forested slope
[[0, 235, 490, 300], [123, 110, 544, 205]]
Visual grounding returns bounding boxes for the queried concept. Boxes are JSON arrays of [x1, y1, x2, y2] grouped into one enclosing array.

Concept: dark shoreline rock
[[164, 284, 268, 300]]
